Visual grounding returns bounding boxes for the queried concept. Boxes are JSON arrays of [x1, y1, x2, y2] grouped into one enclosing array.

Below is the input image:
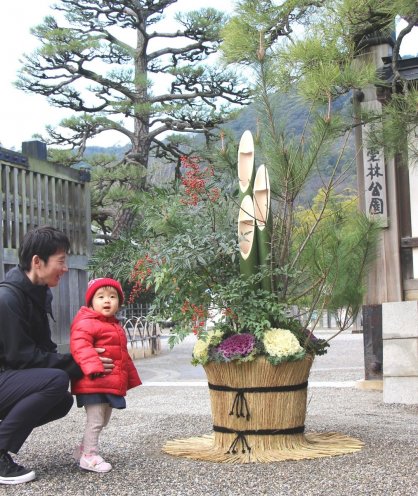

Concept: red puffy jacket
[[70, 306, 141, 396]]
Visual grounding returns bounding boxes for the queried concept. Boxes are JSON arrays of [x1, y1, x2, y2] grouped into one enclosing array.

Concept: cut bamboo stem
[[254, 164, 272, 292], [238, 195, 259, 286], [238, 130, 255, 199]]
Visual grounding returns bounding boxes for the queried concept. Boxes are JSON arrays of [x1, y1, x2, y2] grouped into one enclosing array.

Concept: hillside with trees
[[80, 90, 357, 205]]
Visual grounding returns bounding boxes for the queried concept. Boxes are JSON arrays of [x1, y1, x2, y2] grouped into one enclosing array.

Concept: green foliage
[[16, 0, 251, 236], [221, 16, 261, 64], [293, 190, 380, 326], [211, 275, 290, 338], [264, 349, 306, 366], [334, 0, 394, 45], [90, 0, 385, 356], [366, 89, 418, 162], [88, 235, 142, 281], [47, 147, 81, 167], [175, 8, 227, 40], [218, 0, 381, 335]]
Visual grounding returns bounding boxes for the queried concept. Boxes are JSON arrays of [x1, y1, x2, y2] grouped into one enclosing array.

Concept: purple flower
[[216, 333, 256, 359]]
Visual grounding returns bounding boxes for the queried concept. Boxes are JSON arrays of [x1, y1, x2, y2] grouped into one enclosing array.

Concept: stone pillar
[[382, 301, 418, 404], [354, 37, 403, 392], [409, 132, 418, 279]]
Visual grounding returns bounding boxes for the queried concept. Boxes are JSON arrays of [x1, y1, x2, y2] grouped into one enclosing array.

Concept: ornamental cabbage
[[263, 328, 304, 359], [216, 333, 256, 360], [192, 329, 224, 361]]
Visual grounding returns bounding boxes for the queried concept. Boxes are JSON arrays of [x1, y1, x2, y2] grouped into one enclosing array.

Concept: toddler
[[70, 278, 141, 473]]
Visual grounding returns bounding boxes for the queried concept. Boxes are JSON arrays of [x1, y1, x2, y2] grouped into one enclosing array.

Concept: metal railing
[[121, 315, 161, 360]]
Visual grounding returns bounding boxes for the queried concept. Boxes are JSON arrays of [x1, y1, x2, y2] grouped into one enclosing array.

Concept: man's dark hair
[[18, 226, 71, 271]]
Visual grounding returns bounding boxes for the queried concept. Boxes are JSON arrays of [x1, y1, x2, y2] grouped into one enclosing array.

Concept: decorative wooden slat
[[21, 170, 27, 238], [36, 173, 42, 226], [400, 237, 418, 248], [64, 181, 71, 249], [44, 175, 49, 226], [51, 177, 56, 226], [75, 183, 83, 255], [28, 171, 34, 229], [69, 181, 76, 254], [82, 181, 92, 256], [13, 167, 19, 248], [4, 166, 12, 249], [56, 178, 63, 231], [64, 181, 69, 234]]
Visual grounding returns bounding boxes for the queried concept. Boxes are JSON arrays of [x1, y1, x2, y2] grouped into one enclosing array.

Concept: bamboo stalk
[[238, 195, 259, 286], [254, 164, 272, 292], [238, 130, 255, 199]]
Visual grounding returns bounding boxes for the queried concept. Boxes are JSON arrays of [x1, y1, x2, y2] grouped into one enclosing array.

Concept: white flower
[[263, 328, 304, 358]]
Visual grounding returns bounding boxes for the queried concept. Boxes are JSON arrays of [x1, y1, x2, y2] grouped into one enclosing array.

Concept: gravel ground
[[1, 331, 417, 496]]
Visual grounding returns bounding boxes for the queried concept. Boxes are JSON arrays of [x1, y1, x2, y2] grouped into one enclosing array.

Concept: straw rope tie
[[213, 425, 306, 455], [208, 381, 309, 420], [227, 431, 251, 454], [229, 389, 250, 420]]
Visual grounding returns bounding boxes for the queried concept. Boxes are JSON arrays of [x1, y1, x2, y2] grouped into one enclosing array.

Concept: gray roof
[[379, 56, 418, 83]]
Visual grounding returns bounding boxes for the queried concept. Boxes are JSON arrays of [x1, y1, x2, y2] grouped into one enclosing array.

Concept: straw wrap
[[204, 357, 312, 454], [163, 355, 365, 463]]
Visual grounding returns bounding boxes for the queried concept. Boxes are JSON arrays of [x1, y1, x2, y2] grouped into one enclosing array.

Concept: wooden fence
[[0, 144, 91, 352]]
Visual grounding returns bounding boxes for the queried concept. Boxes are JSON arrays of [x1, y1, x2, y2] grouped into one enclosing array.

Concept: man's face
[[36, 250, 68, 287], [91, 286, 120, 317]]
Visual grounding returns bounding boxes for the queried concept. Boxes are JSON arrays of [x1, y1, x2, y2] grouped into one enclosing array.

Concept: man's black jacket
[[0, 266, 82, 378]]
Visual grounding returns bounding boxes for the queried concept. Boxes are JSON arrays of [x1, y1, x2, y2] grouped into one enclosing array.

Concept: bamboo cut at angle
[[253, 164, 270, 228], [254, 164, 272, 291], [238, 130, 255, 198]]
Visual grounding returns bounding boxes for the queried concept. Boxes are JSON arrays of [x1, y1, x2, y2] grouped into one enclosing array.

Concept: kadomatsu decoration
[[163, 131, 364, 463]]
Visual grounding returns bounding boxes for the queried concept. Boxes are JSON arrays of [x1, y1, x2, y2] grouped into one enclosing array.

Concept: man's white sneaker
[[79, 453, 112, 473], [0, 451, 36, 485]]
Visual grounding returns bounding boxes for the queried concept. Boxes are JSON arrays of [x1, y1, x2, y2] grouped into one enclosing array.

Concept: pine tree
[[16, 0, 250, 236]]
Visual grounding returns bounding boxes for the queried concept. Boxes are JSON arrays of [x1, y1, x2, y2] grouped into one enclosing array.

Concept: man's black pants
[[0, 368, 73, 453]]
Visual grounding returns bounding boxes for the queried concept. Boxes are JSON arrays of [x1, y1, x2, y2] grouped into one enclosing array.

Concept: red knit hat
[[85, 278, 124, 306]]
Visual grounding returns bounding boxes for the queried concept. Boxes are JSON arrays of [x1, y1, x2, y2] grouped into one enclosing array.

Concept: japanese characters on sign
[[362, 123, 388, 227]]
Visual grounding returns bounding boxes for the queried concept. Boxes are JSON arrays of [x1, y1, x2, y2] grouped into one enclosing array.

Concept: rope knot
[[227, 432, 252, 454], [229, 389, 251, 420]]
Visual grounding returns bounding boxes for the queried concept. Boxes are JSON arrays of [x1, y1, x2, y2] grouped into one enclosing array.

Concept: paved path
[[139, 329, 365, 386]]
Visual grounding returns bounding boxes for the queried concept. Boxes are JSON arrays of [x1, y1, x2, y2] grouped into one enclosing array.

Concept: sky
[[0, 1, 417, 151]]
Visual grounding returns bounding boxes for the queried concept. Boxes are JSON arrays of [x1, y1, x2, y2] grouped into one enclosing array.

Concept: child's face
[[91, 286, 119, 317]]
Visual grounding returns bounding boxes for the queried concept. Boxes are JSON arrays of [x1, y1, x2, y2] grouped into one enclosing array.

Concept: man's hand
[[90, 372, 105, 379], [94, 347, 114, 374]]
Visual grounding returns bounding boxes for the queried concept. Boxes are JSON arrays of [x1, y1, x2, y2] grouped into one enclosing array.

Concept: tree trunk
[[112, 18, 150, 239]]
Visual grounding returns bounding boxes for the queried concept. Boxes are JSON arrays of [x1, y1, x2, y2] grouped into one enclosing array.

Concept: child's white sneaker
[[79, 454, 112, 473]]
